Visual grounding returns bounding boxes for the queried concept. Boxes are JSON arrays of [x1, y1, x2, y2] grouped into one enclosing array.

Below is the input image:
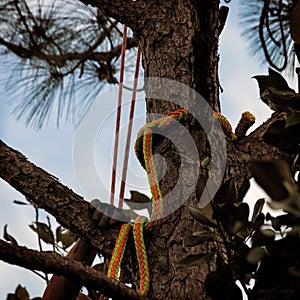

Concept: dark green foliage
[[205, 256, 243, 300], [189, 181, 300, 299], [56, 226, 77, 249], [124, 190, 151, 214], [253, 68, 300, 115], [29, 222, 55, 245], [186, 69, 300, 297], [6, 285, 41, 300], [187, 205, 217, 228]]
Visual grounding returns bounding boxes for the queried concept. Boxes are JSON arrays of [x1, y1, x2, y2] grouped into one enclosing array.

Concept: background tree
[[1, 0, 300, 299]]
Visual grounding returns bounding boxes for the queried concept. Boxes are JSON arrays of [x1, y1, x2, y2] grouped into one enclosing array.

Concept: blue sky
[[0, 0, 297, 298]]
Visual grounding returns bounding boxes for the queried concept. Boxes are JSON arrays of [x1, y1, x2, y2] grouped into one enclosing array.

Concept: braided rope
[[107, 223, 132, 280], [214, 111, 255, 141], [143, 128, 163, 225], [235, 111, 256, 140], [135, 108, 188, 226], [214, 111, 237, 141], [133, 216, 150, 295]]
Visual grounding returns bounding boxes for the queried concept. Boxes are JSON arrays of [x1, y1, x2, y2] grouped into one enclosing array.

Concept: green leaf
[[175, 252, 216, 267], [29, 222, 55, 245], [247, 247, 266, 264], [188, 205, 217, 228], [260, 229, 276, 238], [213, 203, 249, 236], [250, 160, 294, 201], [285, 114, 300, 128], [251, 198, 265, 223], [213, 179, 237, 204], [127, 191, 151, 203], [3, 225, 18, 246], [292, 153, 300, 172], [93, 262, 106, 273], [15, 285, 30, 300], [287, 225, 300, 236], [6, 295, 19, 300], [56, 226, 77, 249], [232, 221, 244, 235], [268, 190, 300, 217], [253, 213, 265, 229], [183, 231, 214, 247]]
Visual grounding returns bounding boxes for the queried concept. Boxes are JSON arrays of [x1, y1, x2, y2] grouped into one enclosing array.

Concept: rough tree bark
[[0, 0, 293, 299], [0, 240, 147, 300]]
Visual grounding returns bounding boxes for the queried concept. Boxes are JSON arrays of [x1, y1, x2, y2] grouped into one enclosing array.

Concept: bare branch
[[237, 112, 293, 161], [0, 240, 148, 300], [0, 139, 119, 254]]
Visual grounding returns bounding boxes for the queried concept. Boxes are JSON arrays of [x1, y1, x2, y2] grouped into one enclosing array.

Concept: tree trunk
[[129, 2, 290, 299], [133, 1, 220, 299], [0, 0, 293, 299]]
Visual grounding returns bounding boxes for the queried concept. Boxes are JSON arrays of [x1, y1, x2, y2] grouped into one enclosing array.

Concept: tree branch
[[0, 240, 148, 300], [237, 112, 292, 161], [0, 139, 119, 254], [0, 36, 137, 65], [79, 0, 141, 29]]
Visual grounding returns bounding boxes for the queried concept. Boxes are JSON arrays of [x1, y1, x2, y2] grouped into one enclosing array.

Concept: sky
[[0, 0, 297, 298]]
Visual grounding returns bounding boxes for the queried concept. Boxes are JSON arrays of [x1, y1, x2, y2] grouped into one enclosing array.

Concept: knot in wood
[[21, 163, 34, 174]]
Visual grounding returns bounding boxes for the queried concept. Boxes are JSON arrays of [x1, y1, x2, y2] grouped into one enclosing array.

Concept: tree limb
[[0, 240, 148, 300], [237, 113, 285, 159], [79, 0, 142, 28], [237, 112, 291, 161], [0, 139, 119, 254], [0, 36, 137, 65]]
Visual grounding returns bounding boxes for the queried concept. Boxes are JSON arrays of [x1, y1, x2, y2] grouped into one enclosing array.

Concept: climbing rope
[[110, 25, 128, 206], [135, 108, 188, 226], [133, 216, 150, 295], [118, 47, 142, 208], [214, 111, 255, 141], [235, 111, 256, 140], [107, 223, 132, 280]]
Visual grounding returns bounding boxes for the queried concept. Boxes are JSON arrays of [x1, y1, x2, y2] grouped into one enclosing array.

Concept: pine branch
[[0, 36, 137, 65], [0, 240, 148, 300], [0, 139, 119, 254]]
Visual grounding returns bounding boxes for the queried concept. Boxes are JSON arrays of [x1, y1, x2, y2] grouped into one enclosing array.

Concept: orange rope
[[118, 47, 141, 208], [133, 216, 150, 295], [110, 25, 128, 205]]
